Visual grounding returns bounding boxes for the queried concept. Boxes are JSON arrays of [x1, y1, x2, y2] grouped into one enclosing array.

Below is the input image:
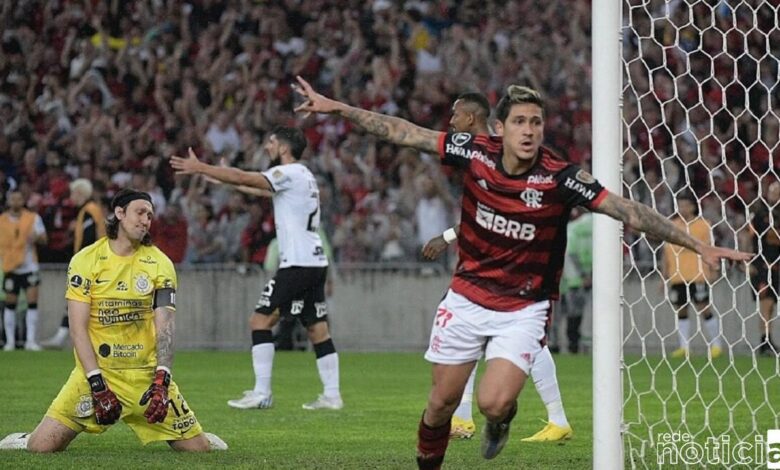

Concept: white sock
[[703, 315, 721, 348], [26, 308, 38, 344], [54, 326, 69, 341], [677, 318, 691, 349], [251, 343, 274, 396], [4, 308, 16, 345], [316, 352, 341, 399], [532, 346, 569, 427], [453, 366, 477, 421]]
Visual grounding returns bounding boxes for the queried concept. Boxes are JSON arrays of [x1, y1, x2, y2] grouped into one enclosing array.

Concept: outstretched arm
[[170, 148, 274, 192], [202, 174, 273, 198], [593, 192, 751, 269], [293, 75, 440, 153]]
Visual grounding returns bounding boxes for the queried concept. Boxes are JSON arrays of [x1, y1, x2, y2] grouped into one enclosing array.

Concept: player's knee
[[27, 432, 66, 453], [169, 435, 210, 452], [427, 394, 459, 415], [307, 322, 330, 344], [249, 312, 274, 330], [428, 386, 462, 414], [477, 396, 515, 422]]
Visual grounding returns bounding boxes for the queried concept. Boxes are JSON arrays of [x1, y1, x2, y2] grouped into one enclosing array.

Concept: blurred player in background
[[0, 190, 47, 351], [749, 181, 780, 355], [171, 126, 343, 411], [42, 179, 106, 349], [0, 189, 226, 452], [294, 76, 750, 468], [662, 193, 722, 359], [559, 207, 593, 355], [422, 92, 572, 443]]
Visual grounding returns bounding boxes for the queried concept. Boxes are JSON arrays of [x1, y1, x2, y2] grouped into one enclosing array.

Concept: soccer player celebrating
[[170, 126, 342, 411], [424, 92, 572, 442], [292, 76, 751, 468], [0, 189, 226, 452]]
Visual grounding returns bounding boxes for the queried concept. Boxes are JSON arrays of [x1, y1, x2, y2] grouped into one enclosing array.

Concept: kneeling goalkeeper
[[0, 189, 225, 452]]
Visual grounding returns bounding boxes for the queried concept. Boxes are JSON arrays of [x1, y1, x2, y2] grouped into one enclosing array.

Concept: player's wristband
[[442, 228, 457, 244], [153, 367, 172, 387], [87, 371, 108, 393]]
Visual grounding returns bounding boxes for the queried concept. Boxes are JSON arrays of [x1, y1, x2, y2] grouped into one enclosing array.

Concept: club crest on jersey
[[452, 132, 472, 146], [520, 188, 543, 208], [133, 273, 152, 295], [75, 394, 93, 418]]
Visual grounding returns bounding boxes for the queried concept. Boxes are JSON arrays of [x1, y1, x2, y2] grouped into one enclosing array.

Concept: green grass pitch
[[0, 351, 776, 469]]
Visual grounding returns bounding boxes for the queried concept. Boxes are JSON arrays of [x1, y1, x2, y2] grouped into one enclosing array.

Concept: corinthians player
[[171, 126, 342, 411], [0, 189, 225, 452]]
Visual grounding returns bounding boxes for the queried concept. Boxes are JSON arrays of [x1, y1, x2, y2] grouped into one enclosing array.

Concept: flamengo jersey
[[262, 163, 328, 268], [65, 237, 177, 370], [438, 132, 608, 311]]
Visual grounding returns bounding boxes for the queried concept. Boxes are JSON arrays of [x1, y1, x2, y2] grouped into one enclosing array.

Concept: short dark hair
[[106, 188, 153, 245], [456, 92, 490, 120], [271, 126, 307, 160], [495, 85, 545, 123]]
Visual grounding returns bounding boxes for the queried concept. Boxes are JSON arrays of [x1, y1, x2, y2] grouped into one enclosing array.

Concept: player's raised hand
[[422, 235, 448, 260], [292, 75, 341, 115], [170, 147, 202, 175], [699, 245, 752, 269]]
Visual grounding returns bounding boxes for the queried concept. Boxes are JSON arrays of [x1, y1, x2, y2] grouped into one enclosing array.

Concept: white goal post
[[592, 0, 624, 468]]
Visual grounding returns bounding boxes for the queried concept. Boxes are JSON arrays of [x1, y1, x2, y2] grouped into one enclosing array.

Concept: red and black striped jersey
[[437, 132, 608, 311]]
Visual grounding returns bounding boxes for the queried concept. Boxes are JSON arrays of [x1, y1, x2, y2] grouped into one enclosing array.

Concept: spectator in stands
[[150, 202, 188, 264], [0, 0, 771, 267], [42, 178, 106, 349]]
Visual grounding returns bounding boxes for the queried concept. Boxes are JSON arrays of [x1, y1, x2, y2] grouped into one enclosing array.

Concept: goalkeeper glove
[[139, 368, 171, 424], [88, 371, 122, 425]]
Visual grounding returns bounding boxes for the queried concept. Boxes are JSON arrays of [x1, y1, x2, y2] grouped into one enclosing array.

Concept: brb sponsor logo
[[475, 202, 535, 241], [656, 430, 780, 467]]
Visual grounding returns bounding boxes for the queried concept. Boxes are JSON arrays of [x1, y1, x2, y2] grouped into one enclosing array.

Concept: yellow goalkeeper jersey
[[663, 216, 712, 284], [65, 237, 177, 371]]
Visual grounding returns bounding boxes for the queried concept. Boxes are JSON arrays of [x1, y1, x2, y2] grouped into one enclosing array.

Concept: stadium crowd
[[0, 0, 775, 267]]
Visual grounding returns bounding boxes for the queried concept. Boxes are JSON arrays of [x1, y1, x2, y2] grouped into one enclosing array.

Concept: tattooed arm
[[153, 306, 175, 370], [593, 192, 752, 268], [595, 193, 701, 251], [293, 75, 440, 153]]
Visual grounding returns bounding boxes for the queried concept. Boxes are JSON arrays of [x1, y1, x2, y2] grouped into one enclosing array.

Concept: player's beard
[[270, 156, 281, 167]]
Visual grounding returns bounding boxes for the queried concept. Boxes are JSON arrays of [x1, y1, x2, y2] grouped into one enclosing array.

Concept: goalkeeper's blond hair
[[495, 85, 545, 123]]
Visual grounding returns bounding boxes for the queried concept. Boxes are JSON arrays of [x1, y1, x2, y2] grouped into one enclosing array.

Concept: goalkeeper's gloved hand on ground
[[88, 371, 122, 425], [140, 368, 171, 424]]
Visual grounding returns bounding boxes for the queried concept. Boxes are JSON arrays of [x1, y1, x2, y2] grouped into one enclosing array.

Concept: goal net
[[620, 0, 780, 467]]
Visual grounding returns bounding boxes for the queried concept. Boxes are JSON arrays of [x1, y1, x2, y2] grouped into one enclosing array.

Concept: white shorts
[[424, 289, 550, 375]]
